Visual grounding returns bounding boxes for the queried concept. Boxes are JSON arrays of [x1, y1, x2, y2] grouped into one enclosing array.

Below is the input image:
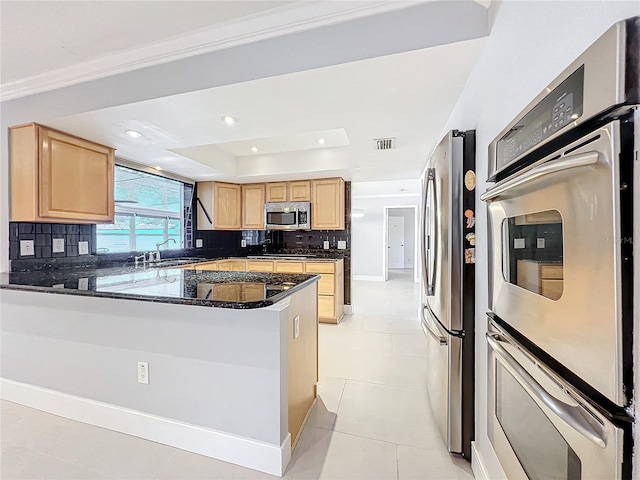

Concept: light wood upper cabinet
[[242, 183, 265, 229], [10, 123, 115, 223], [311, 178, 345, 230], [289, 180, 311, 202], [266, 182, 288, 202], [266, 181, 311, 203], [196, 182, 241, 230]]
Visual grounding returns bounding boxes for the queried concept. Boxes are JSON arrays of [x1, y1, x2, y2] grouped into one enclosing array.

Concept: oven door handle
[[480, 151, 599, 202], [487, 332, 607, 448]]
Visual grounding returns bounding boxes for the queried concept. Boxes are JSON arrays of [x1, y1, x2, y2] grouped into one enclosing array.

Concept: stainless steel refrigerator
[[420, 130, 475, 460]]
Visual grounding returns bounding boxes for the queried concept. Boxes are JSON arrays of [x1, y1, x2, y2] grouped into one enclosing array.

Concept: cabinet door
[[311, 178, 345, 230], [214, 183, 241, 229], [242, 184, 265, 229], [39, 127, 114, 222], [289, 180, 311, 202], [266, 182, 288, 202]]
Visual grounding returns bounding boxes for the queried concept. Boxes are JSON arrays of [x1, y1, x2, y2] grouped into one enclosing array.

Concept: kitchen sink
[[150, 258, 204, 268]]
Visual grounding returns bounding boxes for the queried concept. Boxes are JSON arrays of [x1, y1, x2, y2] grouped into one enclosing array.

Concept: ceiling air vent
[[374, 137, 396, 150]]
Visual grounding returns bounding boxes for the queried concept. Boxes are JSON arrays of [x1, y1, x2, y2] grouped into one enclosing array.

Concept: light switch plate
[[337, 240, 346, 249], [323, 240, 330, 249], [78, 278, 89, 290], [78, 241, 89, 255], [19, 240, 34, 256], [52, 238, 65, 253], [514, 238, 526, 249], [195, 239, 203, 248], [537, 238, 546, 248], [241, 240, 247, 247]]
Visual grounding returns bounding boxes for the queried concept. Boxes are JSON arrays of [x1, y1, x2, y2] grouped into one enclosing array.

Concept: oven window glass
[[497, 365, 581, 480], [502, 210, 563, 300], [266, 211, 296, 225]]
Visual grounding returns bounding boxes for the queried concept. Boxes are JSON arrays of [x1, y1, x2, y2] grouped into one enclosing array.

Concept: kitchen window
[[96, 165, 192, 253]]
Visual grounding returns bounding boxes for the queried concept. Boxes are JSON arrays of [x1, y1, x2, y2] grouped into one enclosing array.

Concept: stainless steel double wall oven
[[482, 17, 638, 480]]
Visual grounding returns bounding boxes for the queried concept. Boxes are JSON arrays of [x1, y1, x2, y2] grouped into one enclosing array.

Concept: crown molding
[[0, 0, 428, 102]]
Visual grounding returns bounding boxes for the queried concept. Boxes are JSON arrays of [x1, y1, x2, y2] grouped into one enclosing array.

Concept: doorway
[[383, 206, 419, 283]]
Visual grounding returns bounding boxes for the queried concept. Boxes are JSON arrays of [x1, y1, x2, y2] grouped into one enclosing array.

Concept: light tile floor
[[1, 269, 473, 480]]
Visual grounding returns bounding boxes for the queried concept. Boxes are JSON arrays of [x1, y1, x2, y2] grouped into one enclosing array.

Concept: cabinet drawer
[[317, 274, 335, 295], [305, 262, 335, 274], [318, 295, 335, 318], [275, 261, 305, 273], [247, 260, 274, 272], [540, 265, 563, 279]]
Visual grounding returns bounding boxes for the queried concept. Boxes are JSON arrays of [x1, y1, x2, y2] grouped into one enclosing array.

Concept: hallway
[[1, 271, 473, 479]]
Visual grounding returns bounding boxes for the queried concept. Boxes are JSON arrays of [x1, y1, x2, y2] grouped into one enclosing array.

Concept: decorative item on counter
[[464, 170, 476, 191], [465, 232, 476, 246], [464, 248, 476, 264], [464, 209, 475, 229]]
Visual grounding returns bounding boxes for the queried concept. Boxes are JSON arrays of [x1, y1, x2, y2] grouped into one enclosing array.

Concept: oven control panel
[[495, 66, 584, 177]]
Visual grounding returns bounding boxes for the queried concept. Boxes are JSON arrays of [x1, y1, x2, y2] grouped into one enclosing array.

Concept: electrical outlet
[[514, 238, 526, 249], [323, 240, 330, 250], [293, 315, 300, 339], [19, 240, 34, 256], [337, 240, 346, 249], [195, 239, 203, 248], [241, 240, 247, 247], [537, 238, 546, 248], [78, 277, 89, 290], [138, 362, 149, 384], [78, 241, 89, 255], [52, 238, 65, 253]]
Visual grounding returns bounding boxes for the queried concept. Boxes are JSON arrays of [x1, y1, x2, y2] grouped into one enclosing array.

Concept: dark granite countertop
[[0, 264, 319, 309]]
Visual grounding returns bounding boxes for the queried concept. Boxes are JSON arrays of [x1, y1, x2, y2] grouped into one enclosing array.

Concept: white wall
[[389, 208, 416, 269], [351, 180, 421, 280], [438, 2, 640, 478]]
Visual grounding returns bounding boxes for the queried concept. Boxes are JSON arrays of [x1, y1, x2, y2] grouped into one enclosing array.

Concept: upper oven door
[[483, 120, 625, 407]]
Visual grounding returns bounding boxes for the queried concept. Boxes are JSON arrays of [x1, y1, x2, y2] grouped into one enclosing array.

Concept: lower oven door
[[487, 321, 624, 480], [483, 120, 626, 406]]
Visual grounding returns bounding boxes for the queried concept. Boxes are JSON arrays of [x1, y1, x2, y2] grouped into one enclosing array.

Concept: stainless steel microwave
[[264, 202, 311, 230]]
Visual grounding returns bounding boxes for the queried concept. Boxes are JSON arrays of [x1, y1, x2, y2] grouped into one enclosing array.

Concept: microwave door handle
[[480, 151, 600, 202], [421, 304, 447, 345], [487, 333, 608, 448]]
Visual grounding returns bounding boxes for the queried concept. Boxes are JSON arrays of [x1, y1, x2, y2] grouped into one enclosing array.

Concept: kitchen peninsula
[[0, 263, 319, 476]]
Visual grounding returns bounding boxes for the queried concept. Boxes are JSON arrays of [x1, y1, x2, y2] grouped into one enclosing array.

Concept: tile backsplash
[[9, 222, 96, 260]]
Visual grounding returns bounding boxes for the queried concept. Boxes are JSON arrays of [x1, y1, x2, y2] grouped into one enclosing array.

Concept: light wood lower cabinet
[[217, 259, 247, 272], [275, 261, 305, 273], [10, 123, 115, 223], [304, 259, 344, 324]]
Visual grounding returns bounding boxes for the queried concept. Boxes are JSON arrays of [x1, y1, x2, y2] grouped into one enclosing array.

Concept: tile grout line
[[147, 449, 179, 480], [34, 450, 119, 480]]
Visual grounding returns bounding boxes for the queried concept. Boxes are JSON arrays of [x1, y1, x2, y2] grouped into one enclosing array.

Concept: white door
[[388, 216, 405, 268]]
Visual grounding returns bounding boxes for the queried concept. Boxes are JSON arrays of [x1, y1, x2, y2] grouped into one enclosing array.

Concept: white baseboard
[[1, 379, 291, 477], [352, 275, 385, 282], [471, 441, 490, 480], [343, 305, 354, 315]]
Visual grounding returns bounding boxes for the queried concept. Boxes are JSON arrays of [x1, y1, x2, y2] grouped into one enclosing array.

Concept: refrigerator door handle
[[421, 304, 447, 345], [421, 168, 438, 296]]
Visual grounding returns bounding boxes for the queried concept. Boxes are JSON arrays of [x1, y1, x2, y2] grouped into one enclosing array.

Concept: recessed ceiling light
[[221, 115, 238, 125], [318, 138, 326, 145], [154, 166, 163, 171], [251, 146, 258, 153], [125, 129, 143, 138]]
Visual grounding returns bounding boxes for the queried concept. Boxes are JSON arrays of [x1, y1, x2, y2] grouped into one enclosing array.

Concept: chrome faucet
[[134, 254, 146, 267], [155, 238, 177, 262]]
